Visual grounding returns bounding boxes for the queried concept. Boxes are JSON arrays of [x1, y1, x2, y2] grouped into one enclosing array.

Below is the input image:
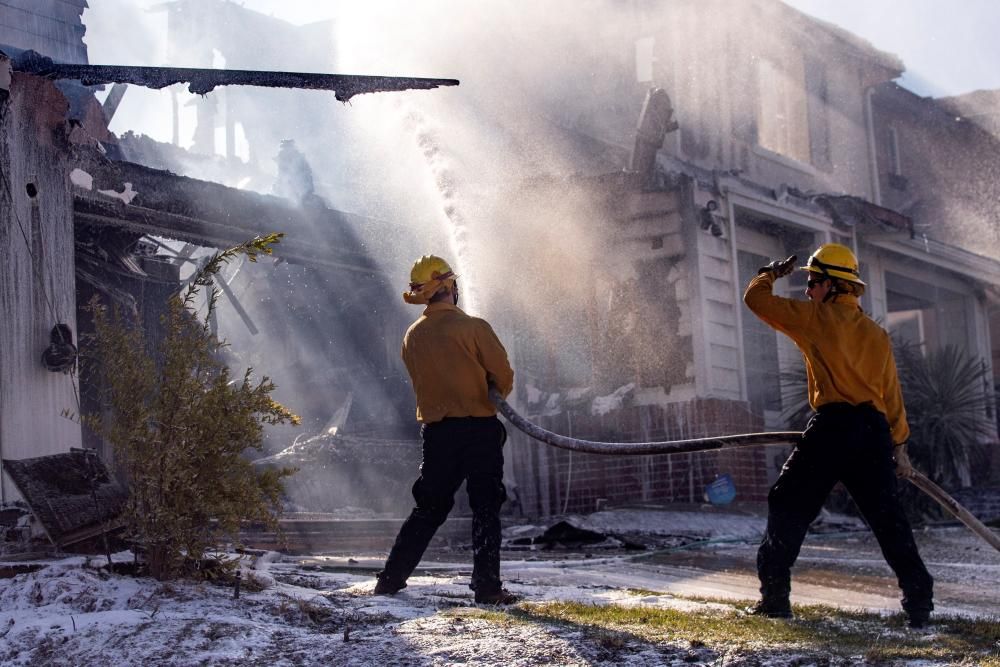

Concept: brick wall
[[508, 397, 776, 517], [950, 486, 1000, 523]]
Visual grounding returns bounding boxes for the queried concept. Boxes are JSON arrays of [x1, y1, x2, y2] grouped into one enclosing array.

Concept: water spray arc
[[401, 104, 479, 314], [489, 389, 1000, 554]]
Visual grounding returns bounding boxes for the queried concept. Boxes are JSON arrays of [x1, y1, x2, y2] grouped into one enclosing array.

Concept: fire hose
[[489, 388, 1000, 554]]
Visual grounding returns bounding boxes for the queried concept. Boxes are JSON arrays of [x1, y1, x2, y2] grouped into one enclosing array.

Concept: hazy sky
[[783, 0, 1000, 97], [226, 0, 1000, 99]]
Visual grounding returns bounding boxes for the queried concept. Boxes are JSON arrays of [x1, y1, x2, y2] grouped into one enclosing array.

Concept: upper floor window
[[885, 125, 909, 190], [887, 126, 903, 175], [757, 56, 810, 164]]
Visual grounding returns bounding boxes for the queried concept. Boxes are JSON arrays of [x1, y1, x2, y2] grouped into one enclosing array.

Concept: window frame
[[756, 53, 811, 165]]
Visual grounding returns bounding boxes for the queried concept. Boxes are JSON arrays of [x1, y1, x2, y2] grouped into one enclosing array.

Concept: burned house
[[2, 0, 998, 527], [0, 0, 455, 518], [486, 0, 1000, 515]]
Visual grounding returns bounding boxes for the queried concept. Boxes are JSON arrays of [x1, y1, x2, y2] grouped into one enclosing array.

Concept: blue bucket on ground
[[705, 473, 736, 505]]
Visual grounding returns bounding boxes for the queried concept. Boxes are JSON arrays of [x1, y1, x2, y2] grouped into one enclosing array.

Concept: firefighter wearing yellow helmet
[[402, 255, 458, 305], [376, 255, 518, 604], [743, 243, 933, 628], [800, 243, 866, 298]]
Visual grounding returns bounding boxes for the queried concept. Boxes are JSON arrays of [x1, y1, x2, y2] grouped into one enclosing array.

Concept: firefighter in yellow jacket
[[374, 255, 518, 604], [744, 243, 933, 627]]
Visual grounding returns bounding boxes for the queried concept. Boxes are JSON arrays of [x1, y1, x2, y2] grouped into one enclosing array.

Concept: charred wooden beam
[[11, 49, 459, 102], [101, 83, 128, 123], [80, 158, 378, 238], [813, 194, 914, 236], [629, 88, 679, 178], [74, 194, 384, 275], [72, 157, 394, 274]]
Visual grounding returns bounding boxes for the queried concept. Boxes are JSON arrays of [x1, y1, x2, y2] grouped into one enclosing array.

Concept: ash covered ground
[[0, 508, 997, 666]]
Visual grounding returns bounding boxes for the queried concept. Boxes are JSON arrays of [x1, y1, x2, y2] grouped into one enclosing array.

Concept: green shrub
[[83, 234, 298, 579]]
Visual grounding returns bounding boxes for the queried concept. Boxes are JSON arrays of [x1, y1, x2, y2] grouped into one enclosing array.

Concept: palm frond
[[778, 359, 811, 428], [895, 342, 995, 488]]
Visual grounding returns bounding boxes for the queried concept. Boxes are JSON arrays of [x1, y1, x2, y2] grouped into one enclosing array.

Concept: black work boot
[[373, 576, 406, 595], [904, 604, 932, 629], [746, 598, 793, 619], [903, 596, 933, 629], [474, 588, 520, 605], [906, 609, 930, 629]]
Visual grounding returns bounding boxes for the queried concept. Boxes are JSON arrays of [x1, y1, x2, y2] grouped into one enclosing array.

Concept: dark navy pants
[[757, 403, 933, 615], [378, 416, 508, 593]]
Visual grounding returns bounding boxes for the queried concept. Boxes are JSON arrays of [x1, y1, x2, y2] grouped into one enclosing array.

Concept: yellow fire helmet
[[800, 243, 865, 286], [403, 255, 457, 304]]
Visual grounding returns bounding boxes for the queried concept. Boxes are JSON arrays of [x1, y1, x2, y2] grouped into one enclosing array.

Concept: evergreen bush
[[83, 234, 298, 579]]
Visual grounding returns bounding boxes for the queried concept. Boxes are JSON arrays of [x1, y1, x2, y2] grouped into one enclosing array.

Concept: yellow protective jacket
[[744, 273, 909, 444], [402, 302, 515, 424]]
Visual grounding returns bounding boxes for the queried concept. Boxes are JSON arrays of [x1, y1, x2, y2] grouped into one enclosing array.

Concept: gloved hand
[[757, 255, 797, 278], [894, 443, 915, 479]]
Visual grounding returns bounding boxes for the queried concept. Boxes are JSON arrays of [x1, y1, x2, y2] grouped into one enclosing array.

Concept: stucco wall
[[0, 72, 81, 501]]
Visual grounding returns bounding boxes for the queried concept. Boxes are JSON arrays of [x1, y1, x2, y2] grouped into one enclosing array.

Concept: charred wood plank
[[12, 49, 459, 101]]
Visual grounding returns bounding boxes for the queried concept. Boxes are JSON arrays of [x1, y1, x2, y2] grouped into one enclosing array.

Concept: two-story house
[[493, 0, 1000, 516], [4, 0, 996, 521], [0, 0, 433, 508]]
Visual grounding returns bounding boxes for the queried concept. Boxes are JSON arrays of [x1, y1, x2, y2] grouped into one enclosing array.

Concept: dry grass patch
[[489, 598, 999, 664]]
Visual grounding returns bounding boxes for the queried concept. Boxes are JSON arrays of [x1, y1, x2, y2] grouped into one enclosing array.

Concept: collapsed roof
[[3, 451, 127, 549]]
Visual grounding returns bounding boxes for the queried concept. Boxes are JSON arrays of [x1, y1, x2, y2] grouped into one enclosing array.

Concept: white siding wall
[[694, 219, 743, 399], [0, 0, 90, 64], [860, 245, 889, 320], [0, 75, 82, 501]]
